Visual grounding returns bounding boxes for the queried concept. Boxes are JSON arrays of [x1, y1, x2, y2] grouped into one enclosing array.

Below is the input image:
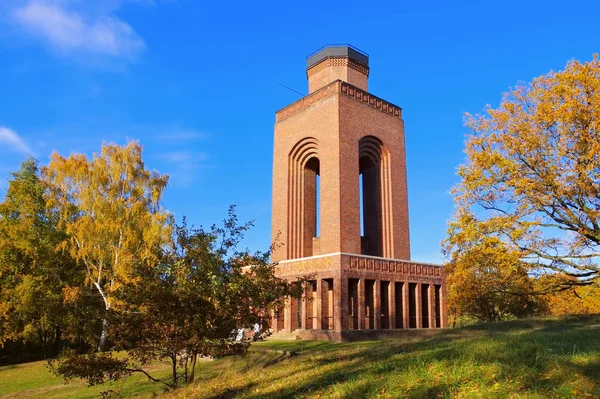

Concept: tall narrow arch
[[288, 138, 321, 259], [358, 136, 393, 257]]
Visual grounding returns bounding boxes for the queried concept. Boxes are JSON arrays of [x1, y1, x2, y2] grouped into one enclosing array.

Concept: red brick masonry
[[271, 253, 447, 340], [269, 46, 447, 340]]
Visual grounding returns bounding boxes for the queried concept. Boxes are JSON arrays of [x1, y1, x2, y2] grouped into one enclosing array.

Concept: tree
[[446, 55, 600, 295], [443, 223, 543, 322], [0, 159, 81, 358], [52, 207, 304, 389], [42, 141, 172, 351], [535, 276, 600, 315]]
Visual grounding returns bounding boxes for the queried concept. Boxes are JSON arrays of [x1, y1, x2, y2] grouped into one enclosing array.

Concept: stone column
[[389, 281, 396, 329], [415, 283, 422, 329], [402, 282, 409, 329], [374, 280, 381, 330], [316, 279, 323, 330], [358, 278, 366, 330], [428, 284, 435, 329]]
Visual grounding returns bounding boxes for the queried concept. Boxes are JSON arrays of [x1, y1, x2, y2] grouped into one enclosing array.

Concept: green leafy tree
[[0, 158, 81, 358], [42, 141, 172, 351], [52, 207, 304, 389]]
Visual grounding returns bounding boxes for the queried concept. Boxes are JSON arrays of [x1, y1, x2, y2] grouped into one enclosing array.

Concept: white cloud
[[0, 126, 33, 155], [154, 151, 209, 188], [155, 151, 207, 164], [12, 1, 145, 59], [154, 130, 209, 141], [156, 151, 194, 163]]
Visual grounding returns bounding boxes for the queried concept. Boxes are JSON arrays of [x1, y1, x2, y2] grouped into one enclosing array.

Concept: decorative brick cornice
[[275, 81, 403, 123], [306, 57, 370, 78], [275, 252, 444, 280], [342, 254, 443, 278], [276, 82, 340, 122], [340, 82, 402, 118]]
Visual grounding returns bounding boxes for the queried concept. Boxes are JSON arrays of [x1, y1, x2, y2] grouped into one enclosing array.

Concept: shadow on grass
[[201, 382, 258, 399], [245, 365, 364, 399], [189, 316, 600, 398]]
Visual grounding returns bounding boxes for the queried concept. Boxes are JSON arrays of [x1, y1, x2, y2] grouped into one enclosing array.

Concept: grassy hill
[[1, 315, 599, 398], [0, 358, 172, 398], [169, 315, 600, 399]]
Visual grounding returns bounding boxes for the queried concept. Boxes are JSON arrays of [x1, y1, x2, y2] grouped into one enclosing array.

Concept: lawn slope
[[0, 358, 172, 398], [170, 316, 600, 399], [1, 316, 599, 398]]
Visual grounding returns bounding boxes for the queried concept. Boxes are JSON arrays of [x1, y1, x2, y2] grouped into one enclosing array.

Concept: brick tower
[[271, 45, 446, 340]]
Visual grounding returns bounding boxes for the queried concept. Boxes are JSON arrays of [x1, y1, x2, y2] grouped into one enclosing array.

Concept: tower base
[[271, 253, 447, 338]]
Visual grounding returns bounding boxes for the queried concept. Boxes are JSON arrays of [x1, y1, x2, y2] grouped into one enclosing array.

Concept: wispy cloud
[[156, 151, 196, 164], [154, 151, 209, 188], [154, 129, 209, 141], [11, 1, 145, 60], [156, 151, 206, 167], [0, 126, 33, 155]]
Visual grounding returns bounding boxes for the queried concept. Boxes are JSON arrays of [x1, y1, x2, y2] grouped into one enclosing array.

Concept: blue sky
[[1, 0, 598, 263]]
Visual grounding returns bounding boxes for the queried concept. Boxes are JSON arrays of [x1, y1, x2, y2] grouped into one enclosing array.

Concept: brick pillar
[[440, 283, 448, 328], [316, 279, 323, 330], [415, 283, 422, 329], [284, 296, 292, 332], [358, 278, 365, 330], [340, 276, 349, 331], [271, 309, 278, 333], [389, 281, 396, 329], [374, 280, 381, 330], [334, 278, 343, 331], [402, 282, 409, 329], [301, 283, 309, 330], [428, 284, 435, 329]]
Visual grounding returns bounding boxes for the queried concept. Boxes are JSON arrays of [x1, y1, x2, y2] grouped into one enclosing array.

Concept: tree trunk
[[52, 327, 62, 357], [171, 354, 178, 388], [37, 326, 48, 359], [94, 282, 110, 352], [97, 318, 109, 352], [188, 351, 198, 383]]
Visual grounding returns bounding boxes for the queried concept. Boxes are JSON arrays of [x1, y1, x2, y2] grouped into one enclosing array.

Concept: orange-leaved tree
[[444, 215, 544, 323], [42, 141, 172, 351], [535, 275, 600, 315], [445, 55, 600, 314]]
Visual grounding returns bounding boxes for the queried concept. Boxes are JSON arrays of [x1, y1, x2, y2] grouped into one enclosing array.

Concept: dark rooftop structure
[[306, 45, 369, 70]]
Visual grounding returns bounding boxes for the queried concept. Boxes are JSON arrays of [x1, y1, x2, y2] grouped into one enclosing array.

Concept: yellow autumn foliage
[[446, 55, 600, 315]]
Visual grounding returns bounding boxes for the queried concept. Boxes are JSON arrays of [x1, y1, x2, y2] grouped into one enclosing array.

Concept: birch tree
[[43, 141, 171, 351], [51, 208, 304, 390]]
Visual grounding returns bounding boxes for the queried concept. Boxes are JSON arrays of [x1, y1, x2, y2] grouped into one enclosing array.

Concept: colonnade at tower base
[[270, 253, 447, 342]]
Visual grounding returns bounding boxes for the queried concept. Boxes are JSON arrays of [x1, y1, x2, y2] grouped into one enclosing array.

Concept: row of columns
[[273, 277, 445, 333]]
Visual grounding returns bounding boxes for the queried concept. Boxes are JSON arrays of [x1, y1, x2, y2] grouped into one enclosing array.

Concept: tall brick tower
[[271, 45, 446, 340]]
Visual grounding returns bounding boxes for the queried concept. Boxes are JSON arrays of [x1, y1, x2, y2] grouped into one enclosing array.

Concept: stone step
[[264, 329, 302, 341]]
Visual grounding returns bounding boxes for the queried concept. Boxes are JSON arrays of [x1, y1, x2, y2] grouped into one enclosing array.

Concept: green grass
[[0, 357, 173, 398], [168, 315, 600, 399], [3, 316, 600, 398]]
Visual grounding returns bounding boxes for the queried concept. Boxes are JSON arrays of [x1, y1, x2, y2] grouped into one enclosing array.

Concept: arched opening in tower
[[303, 156, 320, 257], [359, 155, 383, 257]]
